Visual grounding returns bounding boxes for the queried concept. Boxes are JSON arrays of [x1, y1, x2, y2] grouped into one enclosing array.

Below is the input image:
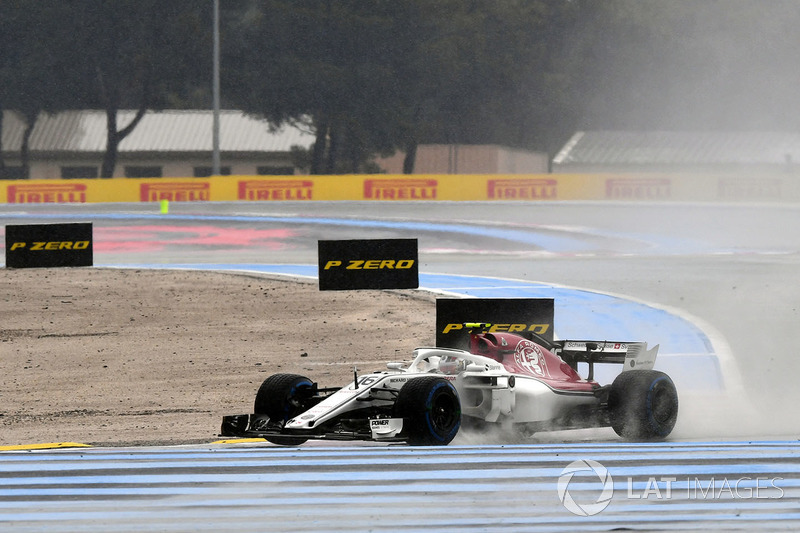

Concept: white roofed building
[[0, 110, 316, 179], [552, 131, 800, 176]]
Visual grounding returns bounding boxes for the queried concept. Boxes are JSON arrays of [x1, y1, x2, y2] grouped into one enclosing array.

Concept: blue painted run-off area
[[114, 263, 723, 391]]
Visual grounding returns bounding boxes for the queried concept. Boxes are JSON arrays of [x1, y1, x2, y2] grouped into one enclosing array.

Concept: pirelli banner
[[436, 298, 555, 350], [318, 238, 418, 290], [1, 173, 799, 204], [5, 222, 93, 268]]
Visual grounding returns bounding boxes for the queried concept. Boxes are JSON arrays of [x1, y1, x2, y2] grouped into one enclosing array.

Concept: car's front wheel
[[254, 373, 314, 445], [394, 377, 461, 445], [608, 370, 678, 440]]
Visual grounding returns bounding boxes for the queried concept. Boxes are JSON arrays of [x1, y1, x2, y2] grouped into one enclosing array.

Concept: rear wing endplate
[[621, 342, 659, 371]]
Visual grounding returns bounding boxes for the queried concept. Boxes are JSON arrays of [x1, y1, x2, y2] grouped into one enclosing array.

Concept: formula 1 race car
[[221, 324, 678, 445]]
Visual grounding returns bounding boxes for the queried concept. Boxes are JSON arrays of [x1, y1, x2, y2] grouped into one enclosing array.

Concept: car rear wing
[[553, 340, 659, 380]]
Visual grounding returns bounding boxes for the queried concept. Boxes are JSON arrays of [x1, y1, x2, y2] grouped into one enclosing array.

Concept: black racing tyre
[[394, 376, 461, 446], [254, 373, 314, 446], [608, 370, 678, 440]]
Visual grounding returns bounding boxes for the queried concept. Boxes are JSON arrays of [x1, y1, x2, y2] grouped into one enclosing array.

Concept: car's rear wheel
[[254, 373, 314, 445], [608, 370, 678, 440], [394, 377, 461, 445]]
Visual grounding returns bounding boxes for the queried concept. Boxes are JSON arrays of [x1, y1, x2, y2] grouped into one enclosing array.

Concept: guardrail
[[1, 173, 797, 203]]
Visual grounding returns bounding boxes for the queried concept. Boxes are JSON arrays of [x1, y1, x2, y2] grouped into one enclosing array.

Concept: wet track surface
[[2, 441, 799, 532], [2, 201, 800, 530]]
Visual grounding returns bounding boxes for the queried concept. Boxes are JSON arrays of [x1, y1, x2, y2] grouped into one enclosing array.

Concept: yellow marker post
[[160, 199, 169, 214]]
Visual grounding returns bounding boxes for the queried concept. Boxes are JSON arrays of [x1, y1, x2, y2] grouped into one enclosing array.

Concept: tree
[[389, 1, 583, 166], [224, 1, 584, 173], [224, 1, 402, 174], [0, 1, 86, 178], [0, 1, 209, 178], [72, 1, 209, 177]]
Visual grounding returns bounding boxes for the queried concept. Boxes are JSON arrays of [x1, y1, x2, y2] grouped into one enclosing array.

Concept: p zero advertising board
[[435, 298, 555, 350], [5, 223, 93, 268], [318, 238, 418, 290]]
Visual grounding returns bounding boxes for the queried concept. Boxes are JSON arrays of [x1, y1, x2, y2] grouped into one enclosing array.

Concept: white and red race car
[[221, 323, 678, 445]]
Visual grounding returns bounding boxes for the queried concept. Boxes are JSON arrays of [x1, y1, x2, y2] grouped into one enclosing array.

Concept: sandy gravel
[[0, 268, 435, 446]]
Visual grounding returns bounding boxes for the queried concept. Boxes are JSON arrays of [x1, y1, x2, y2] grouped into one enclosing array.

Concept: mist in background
[[566, 0, 800, 132]]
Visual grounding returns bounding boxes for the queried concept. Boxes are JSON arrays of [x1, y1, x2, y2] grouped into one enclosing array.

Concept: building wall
[[3, 155, 300, 180], [378, 144, 549, 174]]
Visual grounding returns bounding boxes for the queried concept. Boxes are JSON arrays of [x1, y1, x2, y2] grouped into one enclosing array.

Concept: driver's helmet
[[438, 356, 463, 375]]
